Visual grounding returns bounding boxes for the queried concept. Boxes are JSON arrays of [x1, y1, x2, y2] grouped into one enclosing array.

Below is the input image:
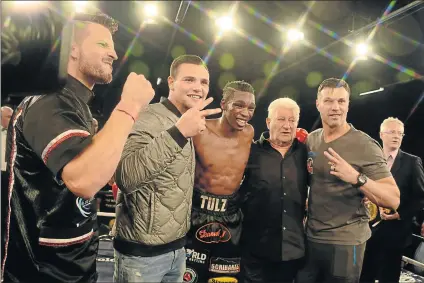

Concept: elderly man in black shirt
[[240, 97, 309, 283]]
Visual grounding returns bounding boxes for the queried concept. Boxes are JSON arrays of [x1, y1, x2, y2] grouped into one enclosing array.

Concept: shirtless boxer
[[184, 81, 256, 283]]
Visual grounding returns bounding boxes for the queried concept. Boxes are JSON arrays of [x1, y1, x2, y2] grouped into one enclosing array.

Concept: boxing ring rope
[[413, 233, 424, 241], [97, 212, 116, 217], [403, 256, 424, 269]]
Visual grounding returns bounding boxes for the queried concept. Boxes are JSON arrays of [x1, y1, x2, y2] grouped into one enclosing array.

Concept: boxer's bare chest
[[193, 126, 252, 195]]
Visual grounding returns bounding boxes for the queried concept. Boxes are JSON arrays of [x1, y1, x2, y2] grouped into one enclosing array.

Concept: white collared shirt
[[384, 148, 399, 171]]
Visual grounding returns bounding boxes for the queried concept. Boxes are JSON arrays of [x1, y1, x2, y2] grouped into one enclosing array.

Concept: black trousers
[[360, 222, 408, 283], [296, 240, 366, 283], [241, 253, 304, 283]]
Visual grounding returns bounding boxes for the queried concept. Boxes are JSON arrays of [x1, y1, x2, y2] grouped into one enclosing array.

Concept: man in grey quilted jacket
[[113, 55, 222, 283]]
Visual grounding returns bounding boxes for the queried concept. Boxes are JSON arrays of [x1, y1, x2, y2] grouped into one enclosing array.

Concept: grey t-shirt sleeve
[[358, 136, 392, 181]]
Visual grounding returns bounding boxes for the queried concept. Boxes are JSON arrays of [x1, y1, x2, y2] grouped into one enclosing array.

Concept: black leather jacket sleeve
[[21, 94, 93, 177]]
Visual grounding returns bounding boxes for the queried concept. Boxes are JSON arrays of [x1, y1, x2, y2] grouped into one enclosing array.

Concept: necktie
[[387, 155, 394, 171]]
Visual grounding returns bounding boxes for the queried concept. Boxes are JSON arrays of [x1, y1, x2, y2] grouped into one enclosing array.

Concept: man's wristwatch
[[353, 173, 367, 188]]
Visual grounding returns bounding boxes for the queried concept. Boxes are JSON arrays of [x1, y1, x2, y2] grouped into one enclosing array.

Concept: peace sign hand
[[324, 147, 360, 185], [175, 97, 222, 138]]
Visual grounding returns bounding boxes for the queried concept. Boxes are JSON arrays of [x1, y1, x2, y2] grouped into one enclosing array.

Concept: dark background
[[7, 1, 424, 158]]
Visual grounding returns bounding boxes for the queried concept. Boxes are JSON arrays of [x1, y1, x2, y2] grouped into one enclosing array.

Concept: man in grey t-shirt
[[297, 78, 400, 283]]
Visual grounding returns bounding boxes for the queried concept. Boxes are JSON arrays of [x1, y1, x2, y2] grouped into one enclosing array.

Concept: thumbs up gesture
[[175, 97, 222, 138]]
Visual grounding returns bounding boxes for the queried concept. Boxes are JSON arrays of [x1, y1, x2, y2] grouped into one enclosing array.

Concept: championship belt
[[366, 201, 395, 226], [366, 201, 379, 222]]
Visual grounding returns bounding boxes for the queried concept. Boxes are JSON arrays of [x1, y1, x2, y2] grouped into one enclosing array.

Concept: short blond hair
[[1, 106, 13, 113], [380, 117, 404, 132], [268, 97, 300, 121]]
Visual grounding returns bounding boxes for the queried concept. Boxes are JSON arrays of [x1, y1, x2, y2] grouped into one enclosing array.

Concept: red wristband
[[115, 108, 135, 122], [115, 101, 139, 122]]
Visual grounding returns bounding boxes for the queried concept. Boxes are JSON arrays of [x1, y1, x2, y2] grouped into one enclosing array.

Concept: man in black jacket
[[360, 117, 424, 283], [1, 13, 155, 282], [240, 97, 309, 283]]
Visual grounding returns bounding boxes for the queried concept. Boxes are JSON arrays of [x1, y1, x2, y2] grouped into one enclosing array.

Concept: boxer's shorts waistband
[[192, 187, 241, 215]]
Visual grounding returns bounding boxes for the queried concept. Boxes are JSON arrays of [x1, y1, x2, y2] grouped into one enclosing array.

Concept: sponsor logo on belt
[[195, 223, 231, 244], [200, 195, 227, 212], [186, 248, 209, 264], [209, 257, 240, 274], [183, 267, 198, 283], [208, 277, 238, 283]]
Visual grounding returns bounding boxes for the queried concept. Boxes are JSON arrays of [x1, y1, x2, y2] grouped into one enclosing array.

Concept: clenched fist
[[176, 97, 222, 138], [122, 72, 154, 109], [296, 128, 308, 144], [117, 73, 155, 121]]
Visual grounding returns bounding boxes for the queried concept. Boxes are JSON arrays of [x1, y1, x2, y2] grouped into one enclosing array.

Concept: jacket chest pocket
[[148, 193, 155, 234]]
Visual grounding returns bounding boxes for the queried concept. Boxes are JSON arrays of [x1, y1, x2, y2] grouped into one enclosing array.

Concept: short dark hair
[[317, 78, 350, 97], [73, 12, 118, 35], [170, 55, 208, 78], [222, 81, 255, 101]]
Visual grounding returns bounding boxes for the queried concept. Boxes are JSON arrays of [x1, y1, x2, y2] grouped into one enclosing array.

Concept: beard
[[322, 114, 343, 128], [78, 55, 113, 85]]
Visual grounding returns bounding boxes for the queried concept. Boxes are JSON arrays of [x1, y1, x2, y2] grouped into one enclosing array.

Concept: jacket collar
[[160, 97, 182, 118], [66, 75, 94, 104], [390, 149, 403, 176]]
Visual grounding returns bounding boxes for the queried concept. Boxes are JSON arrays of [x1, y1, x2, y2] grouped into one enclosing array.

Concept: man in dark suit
[[360, 117, 424, 283]]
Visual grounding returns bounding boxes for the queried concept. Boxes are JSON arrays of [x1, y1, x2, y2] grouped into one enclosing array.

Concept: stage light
[[356, 43, 368, 55], [156, 77, 162, 85], [73, 1, 88, 13], [9, 1, 44, 11], [287, 29, 304, 42], [216, 16, 233, 32], [13, 1, 31, 4], [355, 43, 371, 60], [12, 1, 40, 5], [144, 3, 158, 18]]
